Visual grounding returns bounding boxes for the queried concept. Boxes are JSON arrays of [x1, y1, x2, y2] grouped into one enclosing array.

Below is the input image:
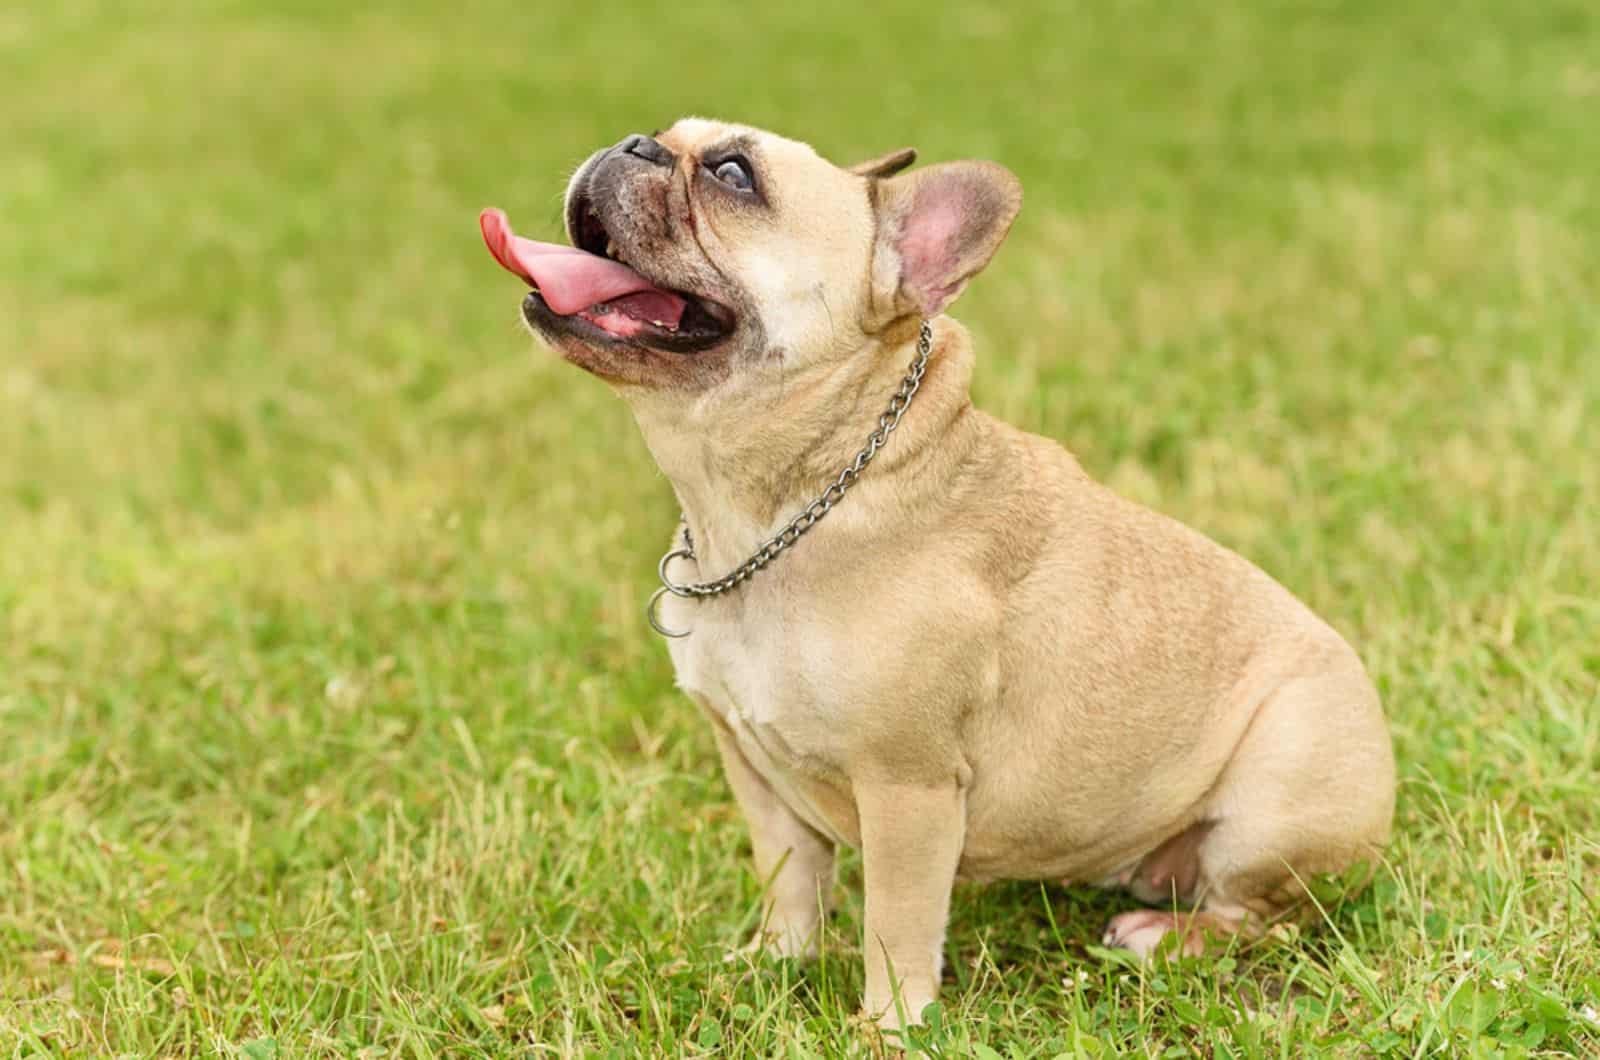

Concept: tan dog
[[480, 119, 1395, 1032]]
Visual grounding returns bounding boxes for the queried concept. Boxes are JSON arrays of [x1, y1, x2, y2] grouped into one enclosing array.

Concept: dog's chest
[[666, 611, 858, 845]]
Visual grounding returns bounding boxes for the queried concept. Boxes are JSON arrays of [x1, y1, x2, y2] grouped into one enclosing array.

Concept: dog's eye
[[710, 157, 754, 192]]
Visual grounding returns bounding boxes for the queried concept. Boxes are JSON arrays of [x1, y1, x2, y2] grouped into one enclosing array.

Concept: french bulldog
[[480, 119, 1395, 1032]]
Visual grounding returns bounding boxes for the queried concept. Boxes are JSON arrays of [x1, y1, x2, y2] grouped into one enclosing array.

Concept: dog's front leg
[[708, 722, 835, 958], [856, 780, 966, 1032]]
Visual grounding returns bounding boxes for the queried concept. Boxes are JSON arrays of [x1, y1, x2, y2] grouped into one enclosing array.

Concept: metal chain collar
[[647, 320, 934, 637]]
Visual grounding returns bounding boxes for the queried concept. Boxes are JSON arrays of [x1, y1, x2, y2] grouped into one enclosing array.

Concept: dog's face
[[488, 119, 1021, 393]]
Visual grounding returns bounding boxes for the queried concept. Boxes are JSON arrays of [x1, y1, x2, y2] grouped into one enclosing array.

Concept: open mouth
[[479, 206, 732, 353]]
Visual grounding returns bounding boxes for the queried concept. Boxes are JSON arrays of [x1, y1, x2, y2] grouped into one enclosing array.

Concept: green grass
[[2, 0, 1598, 1055]]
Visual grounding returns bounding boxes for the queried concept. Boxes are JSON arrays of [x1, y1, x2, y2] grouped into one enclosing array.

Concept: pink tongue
[[478, 208, 686, 327]]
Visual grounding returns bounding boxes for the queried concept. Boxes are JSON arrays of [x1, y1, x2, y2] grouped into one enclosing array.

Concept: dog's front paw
[[863, 990, 937, 1036], [725, 920, 819, 962]]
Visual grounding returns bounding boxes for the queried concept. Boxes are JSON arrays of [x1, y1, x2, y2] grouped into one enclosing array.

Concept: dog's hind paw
[[1100, 910, 1211, 958]]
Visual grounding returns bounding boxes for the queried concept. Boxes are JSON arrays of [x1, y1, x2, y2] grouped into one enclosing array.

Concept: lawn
[[2, 0, 1597, 1055]]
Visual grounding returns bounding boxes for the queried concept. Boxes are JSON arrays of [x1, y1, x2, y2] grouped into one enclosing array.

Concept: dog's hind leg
[[1103, 657, 1395, 957]]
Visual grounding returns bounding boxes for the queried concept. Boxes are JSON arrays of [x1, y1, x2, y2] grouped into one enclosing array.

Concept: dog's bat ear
[[870, 160, 1022, 319], [848, 147, 918, 179]]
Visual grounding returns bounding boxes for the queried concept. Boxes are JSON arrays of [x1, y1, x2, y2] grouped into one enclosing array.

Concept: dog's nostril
[[621, 134, 674, 167]]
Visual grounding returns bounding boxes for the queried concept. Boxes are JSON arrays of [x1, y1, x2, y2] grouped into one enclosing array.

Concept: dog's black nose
[[620, 134, 674, 166]]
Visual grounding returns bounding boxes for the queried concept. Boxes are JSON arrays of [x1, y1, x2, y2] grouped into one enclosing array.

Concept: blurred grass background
[[2, 0, 1597, 1055]]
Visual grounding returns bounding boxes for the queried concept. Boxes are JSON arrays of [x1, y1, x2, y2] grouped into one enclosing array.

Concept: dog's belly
[[955, 787, 1183, 884]]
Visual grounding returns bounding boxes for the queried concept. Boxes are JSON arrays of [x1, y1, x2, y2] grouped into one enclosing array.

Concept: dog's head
[[482, 119, 1020, 391]]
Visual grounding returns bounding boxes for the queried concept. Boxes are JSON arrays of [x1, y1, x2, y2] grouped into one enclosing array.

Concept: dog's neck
[[625, 318, 975, 577]]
